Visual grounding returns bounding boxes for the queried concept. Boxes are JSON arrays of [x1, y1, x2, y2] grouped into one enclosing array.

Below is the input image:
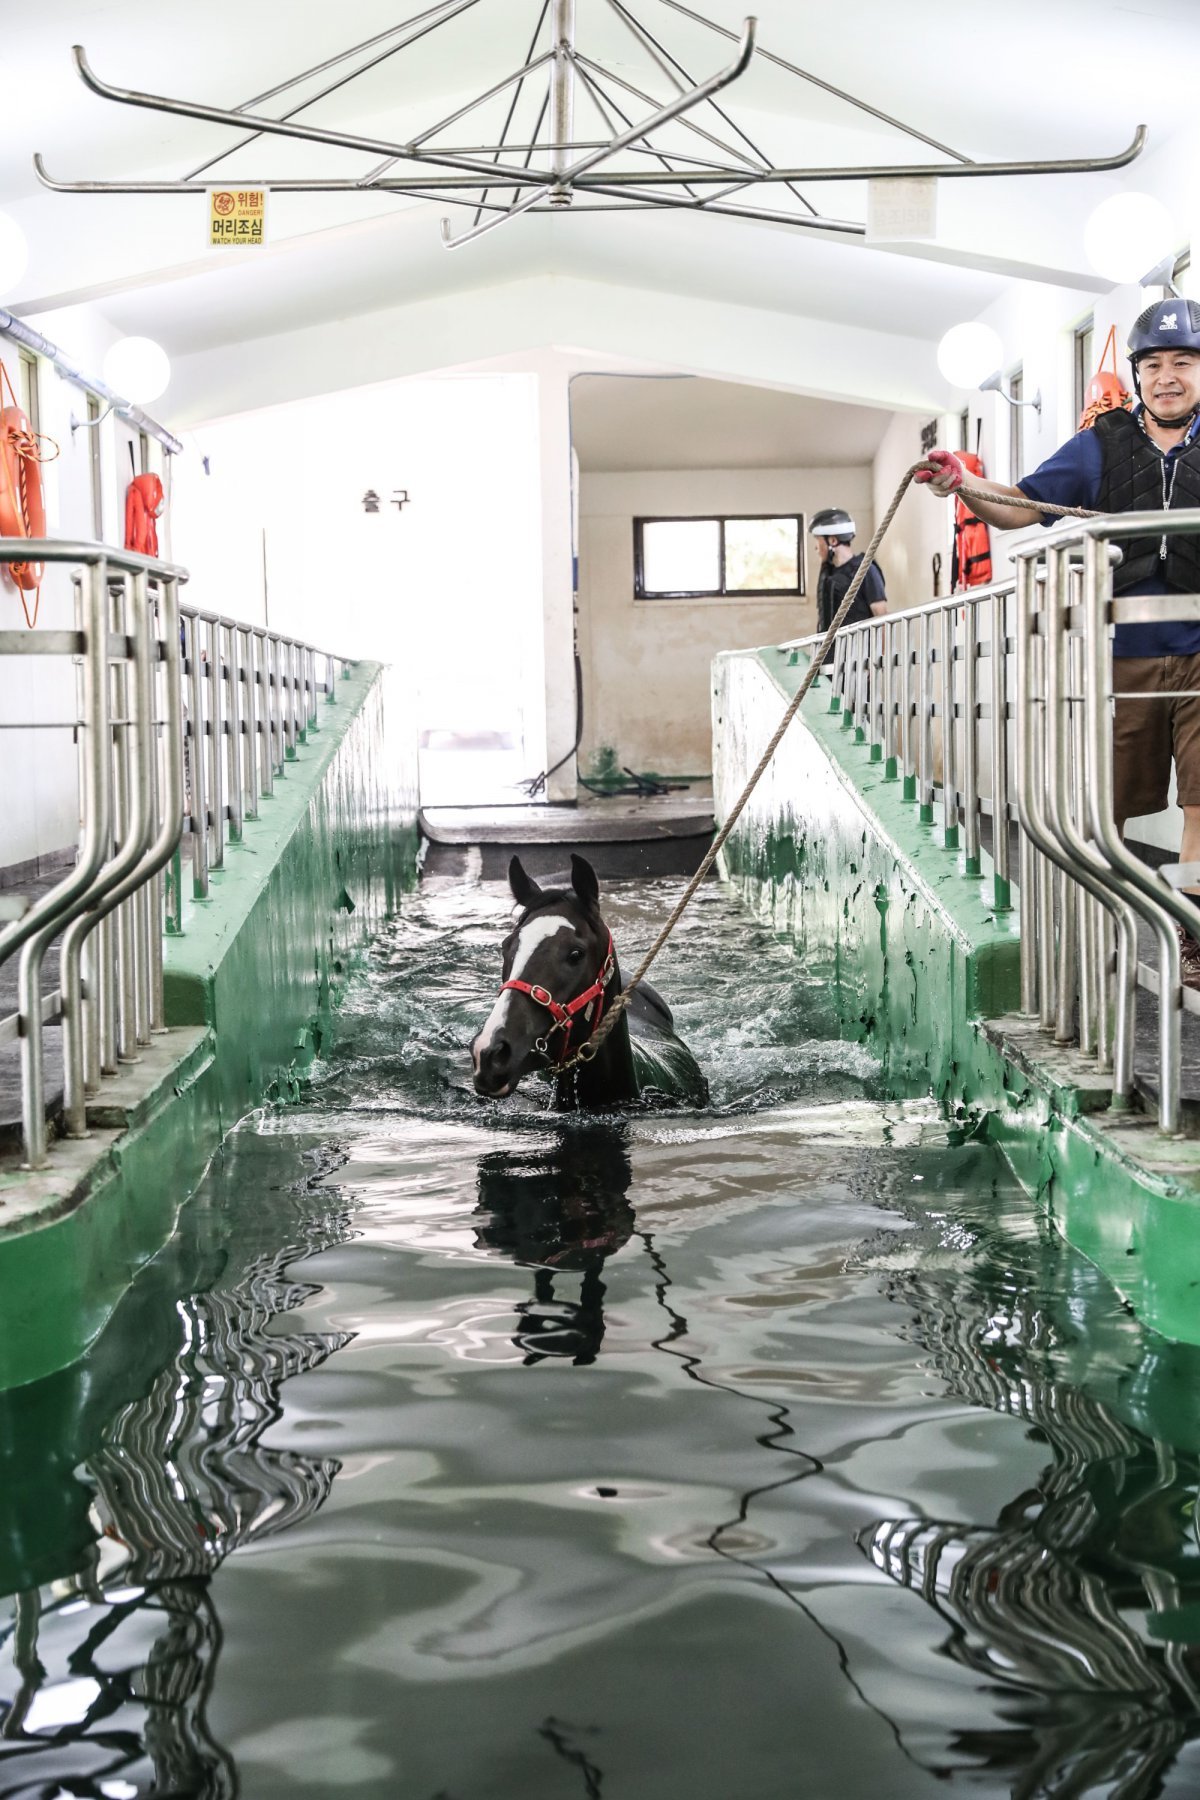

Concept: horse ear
[[570, 853, 600, 912], [509, 855, 544, 910]]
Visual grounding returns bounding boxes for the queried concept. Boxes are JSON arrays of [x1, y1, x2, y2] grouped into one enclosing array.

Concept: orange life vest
[[952, 450, 992, 590]]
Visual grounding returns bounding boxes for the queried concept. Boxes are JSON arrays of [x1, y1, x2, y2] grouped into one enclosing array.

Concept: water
[[5, 877, 1200, 1798]]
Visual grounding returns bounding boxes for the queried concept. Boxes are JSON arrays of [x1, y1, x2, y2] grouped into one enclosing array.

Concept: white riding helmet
[[810, 508, 856, 538]]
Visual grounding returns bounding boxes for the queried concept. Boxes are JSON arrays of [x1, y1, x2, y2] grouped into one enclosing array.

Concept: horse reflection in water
[[858, 1261, 1200, 1797], [474, 1125, 635, 1366], [0, 1144, 353, 1799]]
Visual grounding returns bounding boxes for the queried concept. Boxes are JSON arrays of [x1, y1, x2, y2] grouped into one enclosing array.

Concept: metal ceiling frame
[[33, 0, 1147, 252]]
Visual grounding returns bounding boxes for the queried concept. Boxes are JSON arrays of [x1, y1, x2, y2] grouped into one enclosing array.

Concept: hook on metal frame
[[440, 182, 556, 248]]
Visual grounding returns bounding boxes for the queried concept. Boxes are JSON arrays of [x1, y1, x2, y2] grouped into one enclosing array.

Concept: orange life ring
[[0, 355, 59, 627], [0, 404, 47, 578], [0, 357, 59, 627], [124, 471, 164, 557], [1078, 324, 1133, 433]]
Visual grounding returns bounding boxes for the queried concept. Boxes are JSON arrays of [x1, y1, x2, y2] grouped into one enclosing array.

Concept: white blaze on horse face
[[472, 914, 578, 1073]]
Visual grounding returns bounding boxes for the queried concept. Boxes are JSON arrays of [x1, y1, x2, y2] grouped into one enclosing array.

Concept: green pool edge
[[714, 643, 1200, 1347], [0, 662, 419, 1392]]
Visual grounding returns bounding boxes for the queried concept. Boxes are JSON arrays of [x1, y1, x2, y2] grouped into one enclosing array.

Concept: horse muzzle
[[472, 1029, 523, 1098]]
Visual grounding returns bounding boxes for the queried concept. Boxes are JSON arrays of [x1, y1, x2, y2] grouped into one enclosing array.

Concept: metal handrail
[[806, 578, 1018, 913], [0, 541, 352, 1169], [795, 514, 1200, 1134]]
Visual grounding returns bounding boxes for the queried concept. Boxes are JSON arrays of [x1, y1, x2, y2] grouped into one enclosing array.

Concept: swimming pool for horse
[[5, 652, 1200, 1797]]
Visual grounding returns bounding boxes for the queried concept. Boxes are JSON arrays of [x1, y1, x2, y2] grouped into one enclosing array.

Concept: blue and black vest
[[1094, 407, 1200, 594]]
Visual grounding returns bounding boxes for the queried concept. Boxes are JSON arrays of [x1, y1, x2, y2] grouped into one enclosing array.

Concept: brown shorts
[[1112, 653, 1200, 820]]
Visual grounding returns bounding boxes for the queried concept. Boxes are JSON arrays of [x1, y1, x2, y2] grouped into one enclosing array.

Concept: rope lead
[[561, 462, 1101, 1072]]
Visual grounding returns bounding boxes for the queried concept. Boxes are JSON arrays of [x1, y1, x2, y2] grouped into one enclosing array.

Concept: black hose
[[519, 652, 583, 798]]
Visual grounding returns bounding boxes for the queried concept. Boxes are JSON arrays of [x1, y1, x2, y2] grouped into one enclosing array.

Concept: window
[[958, 407, 971, 454], [634, 514, 805, 600], [17, 348, 40, 436], [1073, 316, 1095, 424], [86, 394, 104, 538], [1008, 367, 1024, 481]]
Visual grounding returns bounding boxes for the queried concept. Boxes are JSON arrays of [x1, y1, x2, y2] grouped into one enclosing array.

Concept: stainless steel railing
[[0, 542, 350, 1170], [806, 511, 1200, 1134], [818, 580, 1017, 912], [176, 607, 342, 909]]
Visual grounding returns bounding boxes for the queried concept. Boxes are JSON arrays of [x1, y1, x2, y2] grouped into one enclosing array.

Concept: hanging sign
[[866, 177, 938, 242], [207, 188, 268, 249]]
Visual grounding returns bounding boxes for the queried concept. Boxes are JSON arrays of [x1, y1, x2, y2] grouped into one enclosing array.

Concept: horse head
[[472, 853, 615, 1100]]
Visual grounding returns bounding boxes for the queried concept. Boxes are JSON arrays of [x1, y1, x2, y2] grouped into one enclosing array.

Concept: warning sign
[[865, 177, 937, 243], [208, 188, 267, 249]]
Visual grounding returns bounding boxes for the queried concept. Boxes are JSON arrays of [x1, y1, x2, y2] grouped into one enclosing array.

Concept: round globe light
[[102, 336, 171, 405], [937, 321, 1004, 389], [0, 212, 29, 292], [1084, 192, 1175, 284]]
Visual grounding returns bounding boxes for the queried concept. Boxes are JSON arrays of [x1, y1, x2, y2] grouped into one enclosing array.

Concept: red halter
[[500, 932, 616, 1063]]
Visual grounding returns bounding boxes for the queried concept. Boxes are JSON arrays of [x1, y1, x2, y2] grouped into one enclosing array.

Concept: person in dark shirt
[[811, 507, 887, 663], [917, 298, 1200, 984]]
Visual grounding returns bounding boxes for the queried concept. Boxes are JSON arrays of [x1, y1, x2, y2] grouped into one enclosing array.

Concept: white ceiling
[[4, 1, 1198, 419], [571, 374, 892, 470]]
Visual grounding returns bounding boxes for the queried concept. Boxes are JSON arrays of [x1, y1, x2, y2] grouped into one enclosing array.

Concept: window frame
[[17, 348, 40, 436], [1008, 365, 1024, 482], [633, 512, 806, 601], [1073, 315, 1095, 424], [85, 392, 104, 539]]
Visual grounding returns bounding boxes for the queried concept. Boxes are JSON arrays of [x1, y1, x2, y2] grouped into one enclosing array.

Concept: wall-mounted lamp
[[936, 322, 1041, 412], [103, 336, 170, 403], [70, 399, 124, 435], [979, 369, 1043, 416], [936, 321, 1003, 389], [1140, 253, 1180, 295], [70, 335, 171, 436]]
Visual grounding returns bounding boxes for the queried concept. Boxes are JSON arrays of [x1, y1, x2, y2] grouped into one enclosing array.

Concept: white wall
[[170, 371, 548, 785], [870, 412, 957, 609], [578, 466, 874, 776]]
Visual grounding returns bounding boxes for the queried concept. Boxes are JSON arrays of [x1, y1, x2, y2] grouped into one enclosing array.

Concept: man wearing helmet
[[917, 298, 1200, 983], [810, 507, 888, 663]]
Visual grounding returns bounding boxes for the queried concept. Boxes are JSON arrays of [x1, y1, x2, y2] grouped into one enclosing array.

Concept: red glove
[[914, 449, 965, 496]]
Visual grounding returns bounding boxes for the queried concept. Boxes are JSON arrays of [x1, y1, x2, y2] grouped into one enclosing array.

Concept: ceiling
[[3, 1, 1197, 421], [571, 374, 892, 470]]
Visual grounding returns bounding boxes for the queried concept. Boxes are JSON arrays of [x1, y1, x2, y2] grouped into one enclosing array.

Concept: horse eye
[[567, 947, 585, 964]]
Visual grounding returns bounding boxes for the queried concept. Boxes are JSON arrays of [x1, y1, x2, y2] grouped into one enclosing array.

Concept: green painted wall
[[164, 662, 418, 1131], [714, 645, 1021, 1104], [713, 644, 1200, 1346], [0, 663, 418, 1391]]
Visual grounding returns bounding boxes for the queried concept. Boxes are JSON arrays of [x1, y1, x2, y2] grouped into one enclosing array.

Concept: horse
[[471, 853, 708, 1111]]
